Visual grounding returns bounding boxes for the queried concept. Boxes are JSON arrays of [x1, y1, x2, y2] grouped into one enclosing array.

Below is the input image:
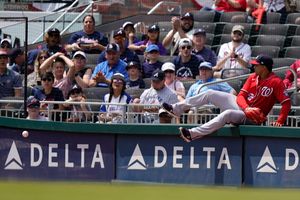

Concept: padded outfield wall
[[0, 117, 300, 187]]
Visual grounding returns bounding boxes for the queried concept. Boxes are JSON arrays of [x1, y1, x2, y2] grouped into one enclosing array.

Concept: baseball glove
[[244, 107, 266, 124]]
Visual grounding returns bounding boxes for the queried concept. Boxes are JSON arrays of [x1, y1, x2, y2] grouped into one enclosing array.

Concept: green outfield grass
[[1, 181, 300, 200]]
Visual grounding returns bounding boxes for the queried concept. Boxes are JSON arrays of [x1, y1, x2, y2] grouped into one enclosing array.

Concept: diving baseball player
[[162, 54, 291, 142]]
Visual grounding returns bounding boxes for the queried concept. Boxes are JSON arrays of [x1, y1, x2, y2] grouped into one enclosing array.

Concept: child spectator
[[26, 96, 48, 121], [142, 44, 163, 78], [125, 61, 145, 89]]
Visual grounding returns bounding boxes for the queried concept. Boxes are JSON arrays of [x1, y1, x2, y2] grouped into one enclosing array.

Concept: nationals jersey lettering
[[240, 73, 290, 116]]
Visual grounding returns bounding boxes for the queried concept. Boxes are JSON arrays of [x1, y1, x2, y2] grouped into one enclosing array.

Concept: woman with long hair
[[98, 73, 132, 123]]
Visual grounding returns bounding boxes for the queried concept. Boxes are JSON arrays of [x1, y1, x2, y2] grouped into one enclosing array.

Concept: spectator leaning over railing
[[39, 52, 75, 99], [28, 28, 66, 70], [162, 55, 291, 142], [65, 15, 108, 54], [98, 73, 132, 123], [142, 44, 163, 78], [97, 28, 140, 64], [192, 28, 217, 66], [26, 96, 49, 121], [283, 59, 300, 90], [89, 43, 128, 88], [64, 87, 91, 122], [162, 12, 196, 56], [213, 25, 251, 78], [72, 51, 92, 89], [0, 50, 22, 99], [173, 38, 204, 80], [132, 69, 178, 123], [128, 24, 166, 55]]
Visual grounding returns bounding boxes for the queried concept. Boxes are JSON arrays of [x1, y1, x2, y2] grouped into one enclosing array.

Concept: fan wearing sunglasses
[[173, 38, 204, 81]]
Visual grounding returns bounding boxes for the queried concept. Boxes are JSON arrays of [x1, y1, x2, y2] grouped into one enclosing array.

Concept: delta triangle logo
[[256, 146, 277, 173], [4, 141, 23, 170], [127, 144, 147, 170]]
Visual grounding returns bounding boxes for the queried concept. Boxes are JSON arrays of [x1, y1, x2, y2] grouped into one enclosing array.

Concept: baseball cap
[[126, 61, 141, 70], [151, 69, 165, 81], [113, 28, 126, 38], [148, 24, 160, 32], [250, 54, 273, 71], [122, 21, 134, 29], [232, 25, 244, 34], [181, 12, 194, 20], [161, 62, 175, 72], [193, 28, 206, 36], [0, 38, 12, 48], [111, 72, 125, 82], [106, 43, 120, 52], [73, 50, 86, 59], [47, 28, 60, 34], [178, 38, 192, 48], [27, 96, 40, 108], [198, 61, 213, 70], [145, 44, 159, 53], [0, 50, 8, 56]]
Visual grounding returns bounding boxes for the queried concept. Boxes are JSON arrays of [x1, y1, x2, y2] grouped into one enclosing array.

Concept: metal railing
[[0, 99, 299, 127]]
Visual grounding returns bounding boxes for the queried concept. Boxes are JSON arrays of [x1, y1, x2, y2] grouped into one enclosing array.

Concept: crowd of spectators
[[1, 3, 300, 124]]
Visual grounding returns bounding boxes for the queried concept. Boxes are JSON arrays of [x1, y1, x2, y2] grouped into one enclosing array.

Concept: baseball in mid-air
[[22, 130, 29, 138]]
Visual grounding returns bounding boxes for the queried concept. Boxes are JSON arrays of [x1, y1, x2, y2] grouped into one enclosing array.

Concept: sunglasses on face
[[113, 79, 124, 84], [1, 44, 11, 48], [42, 78, 53, 82], [181, 46, 192, 50], [164, 70, 174, 74], [39, 56, 48, 60]]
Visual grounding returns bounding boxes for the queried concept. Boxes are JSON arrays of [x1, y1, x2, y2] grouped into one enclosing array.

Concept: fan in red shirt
[[161, 54, 291, 142], [215, 0, 247, 12]]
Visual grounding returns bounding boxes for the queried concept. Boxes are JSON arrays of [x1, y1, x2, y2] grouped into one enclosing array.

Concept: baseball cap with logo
[[145, 44, 159, 53], [47, 28, 60, 34], [27, 96, 40, 108], [122, 21, 134, 29], [232, 25, 244, 34], [148, 24, 160, 32], [73, 51, 86, 59], [151, 69, 165, 81], [106, 43, 120, 52], [181, 12, 194, 20], [162, 62, 175, 72], [250, 54, 273, 71], [111, 72, 125, 82], [113, 28, 126, 38], [198, 61, 213, 70], [193, 28, 206, 36], [178, 38, 192, 48], [126, 61, 141, 70]]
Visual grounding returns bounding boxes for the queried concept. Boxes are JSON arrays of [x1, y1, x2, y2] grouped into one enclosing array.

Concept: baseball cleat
[[179, 127, 192, 143], [161, 102, 179, 118]]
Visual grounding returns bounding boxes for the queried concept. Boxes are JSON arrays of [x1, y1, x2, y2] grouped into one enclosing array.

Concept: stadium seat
[[289, 36, 300, 46], [273, 57, 296, 68], [143, 78, 152, 88], [286, 13, 300, 24], [157, 21, 172, 32], [213, 34, 249, 46], [265, 12, 281, 24], [294, 26, 300, 35], [125, 88, 145, 99], [83, 87, 109, 101], [182, 80, 195, 93], [85, 54, 100, 65], [221, 68, 250, 79], [252, 35, 286, 48], [258, 24, 289, 36], [192, 10, 216, 22], [194, 22, 216, 34], [283, 46, 300, 59], [205, 33, 214, 46], [221, 23, 252, 35], [219, 12, 247, 23], [251, 45, 280, 58]]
